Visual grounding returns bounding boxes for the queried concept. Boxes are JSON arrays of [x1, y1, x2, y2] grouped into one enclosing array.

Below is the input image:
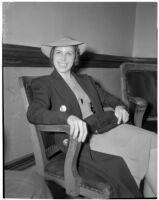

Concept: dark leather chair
[[18, 76, 112, 199], [120, 62, 157, 132]]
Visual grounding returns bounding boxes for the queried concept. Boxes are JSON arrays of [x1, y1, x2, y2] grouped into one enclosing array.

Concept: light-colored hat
[[41, 36, 86, 58]]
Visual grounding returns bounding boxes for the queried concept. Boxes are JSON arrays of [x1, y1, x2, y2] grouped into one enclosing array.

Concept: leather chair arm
[[128, 96, 148, 127], [128, 96, 147, 107], [36, 124, 81, 197]]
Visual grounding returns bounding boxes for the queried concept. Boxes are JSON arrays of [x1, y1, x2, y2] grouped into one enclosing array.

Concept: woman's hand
[[114, 106, 129, 124], [67, 115, 88, 142]]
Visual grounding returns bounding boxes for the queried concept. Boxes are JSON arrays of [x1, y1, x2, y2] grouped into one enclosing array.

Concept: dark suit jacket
[[27, 69, 142, 198], [27, 69, 124, 150], [27, 69, 124, 124]]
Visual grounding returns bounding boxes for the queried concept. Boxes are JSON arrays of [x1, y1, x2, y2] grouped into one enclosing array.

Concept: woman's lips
[[59, 63, 67, 67]]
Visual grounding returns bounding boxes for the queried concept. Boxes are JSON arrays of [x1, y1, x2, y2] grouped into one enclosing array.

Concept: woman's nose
[[61, 54, 66, 61]]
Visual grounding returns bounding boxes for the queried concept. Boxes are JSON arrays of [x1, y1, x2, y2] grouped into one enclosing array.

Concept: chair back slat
[[22, 76, 59, 154], [18, 76, 59, 175]]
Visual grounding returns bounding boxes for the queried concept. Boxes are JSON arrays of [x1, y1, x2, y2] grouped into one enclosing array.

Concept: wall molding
[[5, 153, 35, 170], [3, 44, 157, 68]]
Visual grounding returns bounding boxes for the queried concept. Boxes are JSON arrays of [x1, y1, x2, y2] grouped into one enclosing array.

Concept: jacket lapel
[[50, 69, 82, 117]]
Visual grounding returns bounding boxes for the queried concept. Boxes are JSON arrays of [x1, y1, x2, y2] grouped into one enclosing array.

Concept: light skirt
[[90, 124, 157, 187]]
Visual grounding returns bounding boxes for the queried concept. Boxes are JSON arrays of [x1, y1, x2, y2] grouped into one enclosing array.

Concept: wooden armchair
[[18, 76, 112, 199], [120, 62, 157, 131]]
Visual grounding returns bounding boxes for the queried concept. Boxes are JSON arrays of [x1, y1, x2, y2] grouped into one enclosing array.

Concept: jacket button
[[63, 139, 69, 146], [60, 105, 67, 112]]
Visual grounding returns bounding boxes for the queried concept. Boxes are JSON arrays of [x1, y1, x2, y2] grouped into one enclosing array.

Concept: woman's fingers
[[73, 121, 79, 140], [75, 121, 87, 142], [117, 112, 122, 124], [123, 110, 129, 123], [115, 107, 122, 124], [67, 115, 88, 143], [69, 122, 74, 136], [78, 121, 88, 142], [115, 106, 129, 124], [77, 121, 84, 142], [82, 122, 88, 142]]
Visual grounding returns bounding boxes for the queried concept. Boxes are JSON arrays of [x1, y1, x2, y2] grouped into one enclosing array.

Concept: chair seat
[[45, 152, 111, 198]]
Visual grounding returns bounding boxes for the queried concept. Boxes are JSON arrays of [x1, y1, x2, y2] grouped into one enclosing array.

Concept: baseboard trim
[[5, 153, 35, 170]]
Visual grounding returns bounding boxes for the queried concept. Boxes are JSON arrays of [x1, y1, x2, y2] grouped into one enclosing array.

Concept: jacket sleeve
[[27, 78, 70, 125], [88, 76, 126, 109]]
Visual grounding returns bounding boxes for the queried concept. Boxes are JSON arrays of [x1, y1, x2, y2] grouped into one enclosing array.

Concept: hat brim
[[41, 40, 86, 58]]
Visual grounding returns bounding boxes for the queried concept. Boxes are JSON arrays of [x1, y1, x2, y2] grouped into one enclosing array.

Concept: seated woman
[[27, 36, 157, 198]]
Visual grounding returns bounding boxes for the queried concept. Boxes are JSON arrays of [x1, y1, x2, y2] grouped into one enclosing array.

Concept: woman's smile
[[59, 62, 67, 67]]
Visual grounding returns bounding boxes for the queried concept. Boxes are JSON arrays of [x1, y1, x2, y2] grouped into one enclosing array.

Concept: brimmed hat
[[41, 36, 86, 58]]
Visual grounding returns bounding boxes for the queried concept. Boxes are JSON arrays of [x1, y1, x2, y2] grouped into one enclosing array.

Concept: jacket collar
[[50, 68, 63, 80], [50, 68, 80, 82], [50, 68, 89, 95]]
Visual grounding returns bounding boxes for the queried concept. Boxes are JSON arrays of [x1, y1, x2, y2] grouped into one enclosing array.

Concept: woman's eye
[[67, 52, 73, 56], [55, 51, 61, 55], [55, 51, 73, 56]]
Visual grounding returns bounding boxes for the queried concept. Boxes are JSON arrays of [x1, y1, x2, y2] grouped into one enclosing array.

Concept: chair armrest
[[36, 124, 81, 197], [103, 107, 114, 112], [128, 96, 148, 127], [37, 124, 70, 134]]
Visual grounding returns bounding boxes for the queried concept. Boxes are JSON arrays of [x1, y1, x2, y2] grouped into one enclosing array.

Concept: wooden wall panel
[[3, 44, 157, 68]]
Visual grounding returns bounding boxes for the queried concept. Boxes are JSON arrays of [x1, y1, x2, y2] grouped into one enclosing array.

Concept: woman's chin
[[57, 68, 71, 74]]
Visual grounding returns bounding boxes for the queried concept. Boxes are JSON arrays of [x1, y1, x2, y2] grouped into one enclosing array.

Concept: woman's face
[[53, 46, 75, 74]]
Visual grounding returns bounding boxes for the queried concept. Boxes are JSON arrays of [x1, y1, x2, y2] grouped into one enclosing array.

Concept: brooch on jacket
[[60, 105, 67, 112]]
